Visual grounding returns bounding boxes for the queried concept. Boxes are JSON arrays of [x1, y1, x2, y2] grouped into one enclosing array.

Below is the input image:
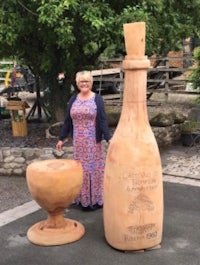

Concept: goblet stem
[[39, 210, 66, 229]]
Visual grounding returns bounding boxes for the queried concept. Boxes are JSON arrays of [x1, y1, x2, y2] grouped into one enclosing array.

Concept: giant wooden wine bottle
[[103, 22, 163, 251]]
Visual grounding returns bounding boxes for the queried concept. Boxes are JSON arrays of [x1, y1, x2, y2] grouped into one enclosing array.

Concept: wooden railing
[[0, 61, 15, 83], [97, 56, 200, 99]]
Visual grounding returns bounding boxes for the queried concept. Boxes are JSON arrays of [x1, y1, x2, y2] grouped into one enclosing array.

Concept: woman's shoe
[[91, 204, 103, 210], [81, 204, 103, 211], [81, 206, 92, 211]]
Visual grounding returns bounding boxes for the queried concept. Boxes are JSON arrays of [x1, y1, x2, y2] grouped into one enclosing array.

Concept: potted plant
[[181, 120, 200, 146]]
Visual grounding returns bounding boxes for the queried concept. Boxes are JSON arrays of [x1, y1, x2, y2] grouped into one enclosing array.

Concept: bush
[[181, 120, 200, 132], [189, 47, 200, 90]]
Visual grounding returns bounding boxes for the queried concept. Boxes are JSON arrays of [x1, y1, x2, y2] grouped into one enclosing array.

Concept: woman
[[56, 71, 111, 211]]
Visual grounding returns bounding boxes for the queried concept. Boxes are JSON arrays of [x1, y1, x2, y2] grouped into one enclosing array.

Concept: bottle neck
[[121, 58, 150, 120]]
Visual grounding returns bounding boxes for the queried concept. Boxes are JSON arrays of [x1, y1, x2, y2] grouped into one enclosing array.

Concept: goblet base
[[27, 218, 85, 246]]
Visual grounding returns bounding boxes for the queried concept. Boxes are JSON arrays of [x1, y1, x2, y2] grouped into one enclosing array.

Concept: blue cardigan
[[59, 93, 111, 143]]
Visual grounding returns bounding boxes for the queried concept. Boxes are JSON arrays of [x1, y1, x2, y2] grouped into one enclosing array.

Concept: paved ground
[[161, 143, 200, 184], [0, 182, 199, 265], [0, 143, 200, 264]]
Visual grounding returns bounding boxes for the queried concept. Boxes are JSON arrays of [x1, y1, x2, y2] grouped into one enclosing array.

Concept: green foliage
[[188, 47, 200, 90], [1, 0, 200, 120], [181, 120, 200, 132], [193, 47, 200, 61]]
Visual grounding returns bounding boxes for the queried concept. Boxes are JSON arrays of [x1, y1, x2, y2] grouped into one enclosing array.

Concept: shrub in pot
[[181, 120, 200, 146]]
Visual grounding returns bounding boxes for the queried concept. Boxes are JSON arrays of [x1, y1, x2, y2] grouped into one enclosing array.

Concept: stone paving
[[161, 143, 200, 187]]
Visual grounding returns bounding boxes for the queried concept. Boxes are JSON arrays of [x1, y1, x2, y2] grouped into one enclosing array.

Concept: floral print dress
[[70, 95, 104, 207]]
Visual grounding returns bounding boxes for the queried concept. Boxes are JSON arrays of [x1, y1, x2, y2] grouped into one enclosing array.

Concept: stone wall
[[0, 125, 181, 177], [0, 146, 74, 177]]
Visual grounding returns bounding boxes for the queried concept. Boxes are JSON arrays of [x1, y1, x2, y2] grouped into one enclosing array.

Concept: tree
[[1, 0, 200, 120]]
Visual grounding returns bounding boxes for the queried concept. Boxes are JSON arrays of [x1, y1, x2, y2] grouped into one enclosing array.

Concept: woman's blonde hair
[[75, 71, 93, 84]]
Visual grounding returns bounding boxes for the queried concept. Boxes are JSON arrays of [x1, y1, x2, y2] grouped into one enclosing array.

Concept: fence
[[146, 56, 195, 100], [0, 61, 15, 84], [97, 56, 199, 100]]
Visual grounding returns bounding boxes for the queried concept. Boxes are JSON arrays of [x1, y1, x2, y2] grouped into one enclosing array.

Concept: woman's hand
[[56, 140, 64, 151], [108, 138, 112, 144]]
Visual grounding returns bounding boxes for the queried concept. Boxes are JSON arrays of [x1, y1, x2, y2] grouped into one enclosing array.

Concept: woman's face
[[77, 76, 93, 93]]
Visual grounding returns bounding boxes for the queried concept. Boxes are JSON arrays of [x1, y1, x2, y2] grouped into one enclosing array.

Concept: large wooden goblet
[[26, 159, 85, 246]]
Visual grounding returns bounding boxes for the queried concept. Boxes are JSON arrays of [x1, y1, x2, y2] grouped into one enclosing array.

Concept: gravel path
[[0, 119, 58, 148]]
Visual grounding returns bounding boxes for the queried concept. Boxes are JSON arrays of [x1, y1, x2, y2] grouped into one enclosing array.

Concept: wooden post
[[164, 58, 169, 102]]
